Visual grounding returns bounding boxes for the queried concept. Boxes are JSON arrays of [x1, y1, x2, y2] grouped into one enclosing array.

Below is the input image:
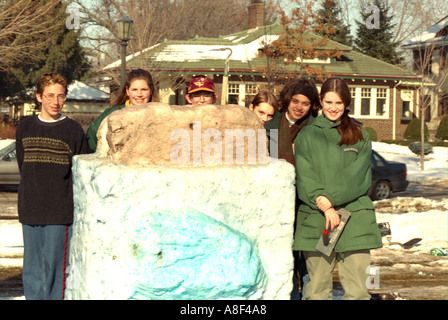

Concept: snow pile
[[0, 220, 22, 268], [375, 197, 448, 214], [371, 142, 447, 253], [376, 205, 447, 252]]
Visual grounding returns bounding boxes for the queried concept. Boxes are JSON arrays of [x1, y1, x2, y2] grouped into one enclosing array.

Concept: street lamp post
[[117, 16, 134, 90]]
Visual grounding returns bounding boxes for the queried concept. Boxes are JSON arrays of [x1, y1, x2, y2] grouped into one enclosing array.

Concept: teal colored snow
[[129, 210, 265, 300]]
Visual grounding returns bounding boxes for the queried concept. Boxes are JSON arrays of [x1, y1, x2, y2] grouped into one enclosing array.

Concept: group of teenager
[[253, 75, 382, 300], [15, 69, 381, 300]]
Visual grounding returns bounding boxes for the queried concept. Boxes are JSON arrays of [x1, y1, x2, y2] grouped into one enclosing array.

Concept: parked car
[[369, 150, 409, 200], [0, 140, 20, 186]]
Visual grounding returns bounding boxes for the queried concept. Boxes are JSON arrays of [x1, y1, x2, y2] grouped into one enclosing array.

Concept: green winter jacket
[[292, 115, 382, 253], [86, 104, 126, 152]]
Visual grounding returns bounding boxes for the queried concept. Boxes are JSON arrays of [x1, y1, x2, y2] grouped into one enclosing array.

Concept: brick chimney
[[248, 0, 265, 29]]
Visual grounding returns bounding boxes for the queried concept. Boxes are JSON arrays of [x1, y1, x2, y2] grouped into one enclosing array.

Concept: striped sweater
[[16, 115, 89, 225]]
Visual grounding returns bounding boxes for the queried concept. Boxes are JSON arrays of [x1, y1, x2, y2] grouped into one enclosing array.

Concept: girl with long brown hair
[[293, 77, 382, 300], [86, 69, 158, 152]]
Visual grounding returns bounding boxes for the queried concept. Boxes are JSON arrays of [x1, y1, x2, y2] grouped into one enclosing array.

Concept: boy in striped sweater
[[16, 73, 89, 300]]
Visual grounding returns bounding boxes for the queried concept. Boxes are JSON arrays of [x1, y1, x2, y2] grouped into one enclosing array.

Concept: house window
[[350, 87, 389, 119], [228, 84, 240, 105], [413, 49, 432, 75], [361, 88, 371, 115], [439, 93, 447, 117], [401, 90, 413, 120], [348, 87, 356, 115], [402, 101, 411, 118], [227, 82, 259, 106], [376, 88, 387, 116], [245, 84, 258, 107], [440, 46, 447, 72]]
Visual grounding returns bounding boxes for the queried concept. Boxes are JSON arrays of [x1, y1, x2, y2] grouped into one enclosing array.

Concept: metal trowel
[[316, 208, 351, 256]]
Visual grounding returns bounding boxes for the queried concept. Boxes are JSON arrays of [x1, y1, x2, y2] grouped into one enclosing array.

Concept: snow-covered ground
[[0, 141, 447, 299], [0, 139, 13, 150], [372, 141, 448, 185], [371, 142, 448, 253]]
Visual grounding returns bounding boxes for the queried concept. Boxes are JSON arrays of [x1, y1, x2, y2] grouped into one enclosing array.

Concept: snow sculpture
[[65, 103, 296, 300]]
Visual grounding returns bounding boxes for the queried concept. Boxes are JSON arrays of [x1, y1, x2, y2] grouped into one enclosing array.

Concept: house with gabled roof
[[402, 16, 447, 135], [104, 1, 422, 141]]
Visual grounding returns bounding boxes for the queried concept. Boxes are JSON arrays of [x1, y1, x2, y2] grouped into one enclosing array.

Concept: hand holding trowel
[[316, 208, 351, 256]]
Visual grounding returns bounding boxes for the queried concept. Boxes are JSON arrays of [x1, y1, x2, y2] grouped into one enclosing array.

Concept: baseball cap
[[188, 76, 215, 94]]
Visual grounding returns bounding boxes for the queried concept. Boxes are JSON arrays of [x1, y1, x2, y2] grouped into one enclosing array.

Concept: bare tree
[[74, 0, 254, 66], [257, 0, 343, 89], [73, 0, 257, 95], [74, 0, 179, 64], [383, 0, 447, 45], [0, 0, 62, 72]]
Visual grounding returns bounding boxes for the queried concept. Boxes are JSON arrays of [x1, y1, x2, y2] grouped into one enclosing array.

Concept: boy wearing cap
[[185, 76, 218, 105]]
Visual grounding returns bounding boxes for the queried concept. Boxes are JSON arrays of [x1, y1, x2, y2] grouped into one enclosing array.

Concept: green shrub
[[365, 127, 378, 141], [403, 117, 429, 141], [435, 115, 448, 141], [408, 141, 433, 155]]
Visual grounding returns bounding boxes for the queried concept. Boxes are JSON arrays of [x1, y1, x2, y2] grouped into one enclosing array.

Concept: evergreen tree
[[315, 0, 352, 46], [354, 0, 403, 65]]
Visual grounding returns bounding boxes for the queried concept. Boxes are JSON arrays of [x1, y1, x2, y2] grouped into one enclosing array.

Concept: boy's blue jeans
[[22, 224, 72, 300]]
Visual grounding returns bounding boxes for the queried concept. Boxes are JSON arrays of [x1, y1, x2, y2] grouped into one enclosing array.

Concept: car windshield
[[0, 140, 15, 158]]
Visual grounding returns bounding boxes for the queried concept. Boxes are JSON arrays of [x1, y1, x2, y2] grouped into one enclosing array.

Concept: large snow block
[[65, 155, 296, 300]]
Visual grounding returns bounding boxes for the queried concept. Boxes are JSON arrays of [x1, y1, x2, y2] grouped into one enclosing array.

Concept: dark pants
[[291, 250, 309, 300]]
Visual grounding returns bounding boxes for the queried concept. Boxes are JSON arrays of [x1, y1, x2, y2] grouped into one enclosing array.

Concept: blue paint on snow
[[129, 210, 265, 300]]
